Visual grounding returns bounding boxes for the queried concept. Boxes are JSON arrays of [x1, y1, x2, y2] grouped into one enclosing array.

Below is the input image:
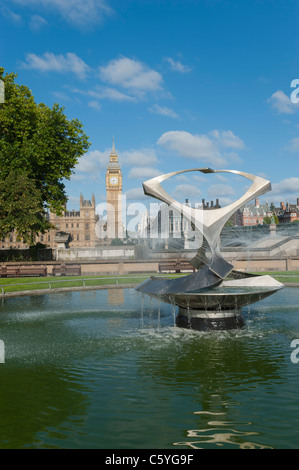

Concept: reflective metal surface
[[137, 167, 283, 330]]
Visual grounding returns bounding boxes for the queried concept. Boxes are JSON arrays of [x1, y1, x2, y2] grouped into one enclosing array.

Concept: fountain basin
[[136, 275, 284, 331]]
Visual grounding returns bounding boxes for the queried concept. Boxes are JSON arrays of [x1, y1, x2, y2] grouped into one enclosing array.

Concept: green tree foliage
[[0, 67, 90, 243], [0, 170, 50, 244], [263, 214, 279, 225]]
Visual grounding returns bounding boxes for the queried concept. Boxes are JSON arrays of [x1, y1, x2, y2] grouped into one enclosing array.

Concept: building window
[[85, 223, 89, 230], [85, 234, 90, 241], [77, 234, 79, 241]]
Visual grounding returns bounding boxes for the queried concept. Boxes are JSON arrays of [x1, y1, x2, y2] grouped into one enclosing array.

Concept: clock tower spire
[[106, 138, 123, 240]]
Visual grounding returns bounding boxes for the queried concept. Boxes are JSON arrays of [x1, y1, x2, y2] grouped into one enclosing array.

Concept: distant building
[[277, 198, 299, 223], [48, 193, 98, 248], [145, 198, 223, 246], [105, 138, 123, 239], [1, 193, 98, 250], [1, 139, 122, 250], [201, 198, 221, 210], [241, 198, 271, 226]]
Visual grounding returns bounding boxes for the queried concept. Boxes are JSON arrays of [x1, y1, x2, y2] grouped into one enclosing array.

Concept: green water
[[0, 287, 299, 449]]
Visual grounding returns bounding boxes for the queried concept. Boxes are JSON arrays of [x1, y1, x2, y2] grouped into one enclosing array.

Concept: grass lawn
[[0, 273, 182, 295], [0, 271, 298, 295], [253, 271, 299, 284]]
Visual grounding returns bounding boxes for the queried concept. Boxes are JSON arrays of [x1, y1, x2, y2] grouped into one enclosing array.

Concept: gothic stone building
[[1, 141, 123, 250]]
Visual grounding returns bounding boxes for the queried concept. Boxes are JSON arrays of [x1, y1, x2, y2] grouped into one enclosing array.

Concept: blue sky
[[1, 0, 299, 214]]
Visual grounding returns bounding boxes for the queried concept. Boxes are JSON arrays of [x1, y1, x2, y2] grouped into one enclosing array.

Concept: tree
[[0, 67, 90, 242], [0, 170, 51, 244], [110, 238, 124, 246], [263, 214, 279, 225]]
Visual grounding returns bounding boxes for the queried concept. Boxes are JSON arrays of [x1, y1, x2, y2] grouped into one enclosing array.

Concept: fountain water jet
[[136, 168, 284, 331]]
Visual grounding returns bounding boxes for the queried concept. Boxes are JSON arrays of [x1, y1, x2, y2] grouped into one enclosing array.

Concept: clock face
[[110, 176, 118, 186]]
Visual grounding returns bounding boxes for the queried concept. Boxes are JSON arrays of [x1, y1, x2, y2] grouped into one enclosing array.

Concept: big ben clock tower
[[106, 138, 123, 239]]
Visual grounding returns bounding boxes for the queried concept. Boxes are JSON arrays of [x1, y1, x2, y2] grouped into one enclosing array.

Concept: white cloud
[[29, 14, 48, 31], [267, 90, 295, 114], [51, 90, 71, 101], [207, 183, 235, 198], [21, 52, 90, 79], [224, 152, 243, 164], [0, 6, 22, 23], [88, 100, 101, 111], [217, 197, 234, 207], [86, 86, 135, 102], [285, 137, 299, 154], [128, 167, 162, 179], [271, 178, 299, 200], [11, 0, 113, 28], [121, 148, 159, 167], [67, 196, 80, 206], [172, 184, 201, 200], [210, 130, 245, 149], [149, 104, 179, 119], [72, 146, 160, 184], [165, 57, 191, 73], [157, 129, 245, 167], [73, 149, 108, 181], [99, 56, 163, 98], [157, 130, 223, 165], [124, 187, 147, 201]]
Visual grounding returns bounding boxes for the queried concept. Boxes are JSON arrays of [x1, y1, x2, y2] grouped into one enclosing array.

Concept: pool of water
[[0, 287, 299, 449]]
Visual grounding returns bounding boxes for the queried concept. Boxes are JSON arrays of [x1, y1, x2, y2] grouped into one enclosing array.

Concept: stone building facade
[[277, 199, 299, 223], [1, 140, 122, 250], [48, 193, 98, 248], [241, 198, 272, 226], [105, 138, 123, 239]]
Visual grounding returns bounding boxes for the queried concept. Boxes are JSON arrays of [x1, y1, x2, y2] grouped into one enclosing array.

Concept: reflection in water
[[174, 410, 272, 449], [108, 288, 124, 306]]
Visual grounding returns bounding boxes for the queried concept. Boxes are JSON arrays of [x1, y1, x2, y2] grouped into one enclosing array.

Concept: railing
[[0, 274, 176, 296], [1, 272, 298, 296]]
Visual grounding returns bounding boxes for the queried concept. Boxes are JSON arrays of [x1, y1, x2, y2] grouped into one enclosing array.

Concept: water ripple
[[174, 410, 273, 449]]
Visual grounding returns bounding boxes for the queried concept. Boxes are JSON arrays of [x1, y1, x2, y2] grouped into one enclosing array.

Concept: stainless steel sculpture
[[136, 168, 284, 330]]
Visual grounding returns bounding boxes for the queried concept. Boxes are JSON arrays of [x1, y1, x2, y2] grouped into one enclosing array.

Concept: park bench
[[0, 265, 47, 277], [0, 266, 20, 277], [52, 264, 81, 276], [19, 266, 47, 277], [158, 260, 196, 273]]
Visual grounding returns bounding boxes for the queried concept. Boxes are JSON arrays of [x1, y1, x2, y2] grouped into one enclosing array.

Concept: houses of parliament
[[1, 140, 124, 250]]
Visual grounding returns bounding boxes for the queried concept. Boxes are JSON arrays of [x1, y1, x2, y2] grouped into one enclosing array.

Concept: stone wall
[[56, 245, 135, 262]]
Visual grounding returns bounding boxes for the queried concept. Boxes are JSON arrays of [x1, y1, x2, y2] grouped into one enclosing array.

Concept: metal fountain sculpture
[[136, 168, 284, 331]]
